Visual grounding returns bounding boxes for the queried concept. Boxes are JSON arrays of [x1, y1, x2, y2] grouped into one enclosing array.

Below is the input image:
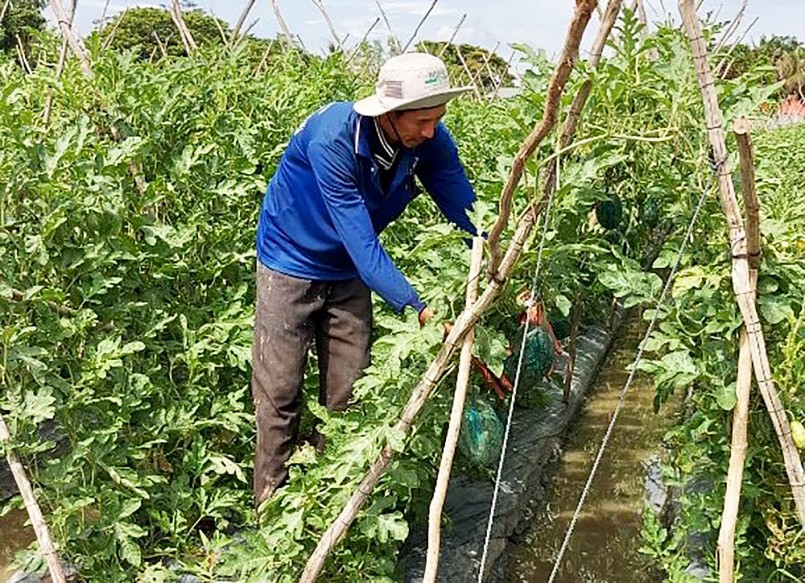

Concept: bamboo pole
[[0, 0, 10, 24], [437, 14, 466, 59], [717, 326, 753, 582], [346, 17, 380, 65], [633, 0, 659, 60], [44, 0, 78, 125], [48, 2, 147, 199], [679, 0, 805, 529], [487, 0, 621, 277], [271, 0, 294, 47], [297, 4, 597, 582], [0, 416, 66, 583], [491, 48, 517, 100], [715, 17, 758, 78], [100, 6, 127, 51], [170, 0, 197, 55], [374, 0, 402, 54], [98, 0, 111, 30], [47, 0, 91, 77], [734, 117, 760, 268], [311, 0, 346, 53], [713, 0, 747, 55], [231, 0, 258, 42], [454, 44, 483, 101], [15, 34, 32, 74], [401, 0, 438, 53], [716, 116, 761, 581], [423, 238, 484, 583]]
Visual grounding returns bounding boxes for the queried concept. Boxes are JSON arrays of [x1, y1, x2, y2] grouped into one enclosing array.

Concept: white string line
[[547, 170, 717, 583], [477, 154, 563, 582]]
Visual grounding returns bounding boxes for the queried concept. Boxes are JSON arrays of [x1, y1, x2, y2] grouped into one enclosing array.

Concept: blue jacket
[[256, 101, 477, 313]]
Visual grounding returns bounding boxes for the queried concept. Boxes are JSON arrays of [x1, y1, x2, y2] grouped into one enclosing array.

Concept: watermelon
[[639, 197, 661, 228], [459, 395, 504, 468], [504, 325, 554, 389], [595, 195, 623, 230]]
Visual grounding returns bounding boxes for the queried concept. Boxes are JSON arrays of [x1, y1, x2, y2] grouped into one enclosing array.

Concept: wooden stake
[[170, 0, 197, 55], [44, 0, 77, 125], [713, 0, 747, 55], [47, 0, 91, 77], [680, 0, 805, 529], [231, 0, 258, 42], [437, 14, 466, 59], [346, 17, 380, 65], [15, 34, 32, 74], [491, 48, 517, 100], [423, 237, 484, 583], [0, 0, 10, 24], [0, 416, 66, 583], [401, 0, 438, 53], [717, 116, 761, 581], [374, 0, 402, 54], [311, 0, 346, 53], [454, 44, 483, 101], [486, 0, 608, 277], [98, 0, 111, 30], [734, 116, 760, 268], [271, 0, 295, 47], [545, 0, 623, 202], [100, 6, 127, 51], [298, 4, 598, 582]]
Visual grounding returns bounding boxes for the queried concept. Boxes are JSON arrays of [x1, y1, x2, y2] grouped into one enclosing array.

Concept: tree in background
[[97, 7, 229, 60], [723, 35, 804, 99], [1, 0, 45, 56], [417, 41, 514, 91]]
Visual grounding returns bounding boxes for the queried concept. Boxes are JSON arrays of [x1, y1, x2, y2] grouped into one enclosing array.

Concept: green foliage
[[723, 35, 805, 98], [0, 6, 802, 581], [0, 0, 44, 55]]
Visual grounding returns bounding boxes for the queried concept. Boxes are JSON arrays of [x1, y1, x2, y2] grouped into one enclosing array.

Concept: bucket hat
[[353, 52, 471, 116]]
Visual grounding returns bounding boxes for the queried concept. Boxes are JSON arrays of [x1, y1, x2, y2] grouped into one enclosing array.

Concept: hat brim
[[353, 87, 471, 116]]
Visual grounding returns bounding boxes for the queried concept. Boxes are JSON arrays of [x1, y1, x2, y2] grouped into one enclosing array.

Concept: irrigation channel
[[504, 319, 682, 583]]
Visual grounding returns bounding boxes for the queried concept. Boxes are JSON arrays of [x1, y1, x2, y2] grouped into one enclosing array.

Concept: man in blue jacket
[[252, 52, 480, 506]]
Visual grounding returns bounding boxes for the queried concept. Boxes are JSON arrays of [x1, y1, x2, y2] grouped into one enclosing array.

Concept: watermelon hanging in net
[[504, 324, 554, 390], [639, 197, 661, 228], [595, 195, 623, 230], [459, 395, 504, 469]]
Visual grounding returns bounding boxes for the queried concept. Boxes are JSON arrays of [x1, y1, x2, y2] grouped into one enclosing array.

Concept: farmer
[[252, 52, 480, 507]]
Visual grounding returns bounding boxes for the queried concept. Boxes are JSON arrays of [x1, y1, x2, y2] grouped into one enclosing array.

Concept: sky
[[63, 0, 805, 62]]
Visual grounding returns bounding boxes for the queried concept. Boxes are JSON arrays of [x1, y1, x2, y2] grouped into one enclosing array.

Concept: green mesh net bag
[[503, 324, 554, 409], [639, 196, 661, 228], [504, 325, 554, 388], [459, 392, 504, 469], [595, 195, 623, 230]]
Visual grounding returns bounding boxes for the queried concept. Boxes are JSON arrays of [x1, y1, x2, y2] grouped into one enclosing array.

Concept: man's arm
[[308, 137, 426, 315], [416, 124, 479, 236]]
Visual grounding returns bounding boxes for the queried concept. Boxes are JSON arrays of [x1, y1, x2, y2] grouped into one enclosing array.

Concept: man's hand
[[418, 306, 434, 328]]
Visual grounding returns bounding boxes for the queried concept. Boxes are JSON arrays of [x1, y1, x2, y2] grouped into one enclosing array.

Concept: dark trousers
[[251, 262, 372, 507]]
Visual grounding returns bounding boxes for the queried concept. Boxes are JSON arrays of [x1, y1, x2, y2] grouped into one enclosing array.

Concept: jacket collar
[[354, 113, 412, 161], [354, 114, 373, 159]]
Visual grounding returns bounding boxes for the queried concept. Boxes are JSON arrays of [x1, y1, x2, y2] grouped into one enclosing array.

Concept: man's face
[[391, 105, 446, 148]]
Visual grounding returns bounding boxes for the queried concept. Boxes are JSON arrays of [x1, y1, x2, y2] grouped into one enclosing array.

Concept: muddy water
[[0, 509, 35, 581], [506, 321, 676, 583]]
